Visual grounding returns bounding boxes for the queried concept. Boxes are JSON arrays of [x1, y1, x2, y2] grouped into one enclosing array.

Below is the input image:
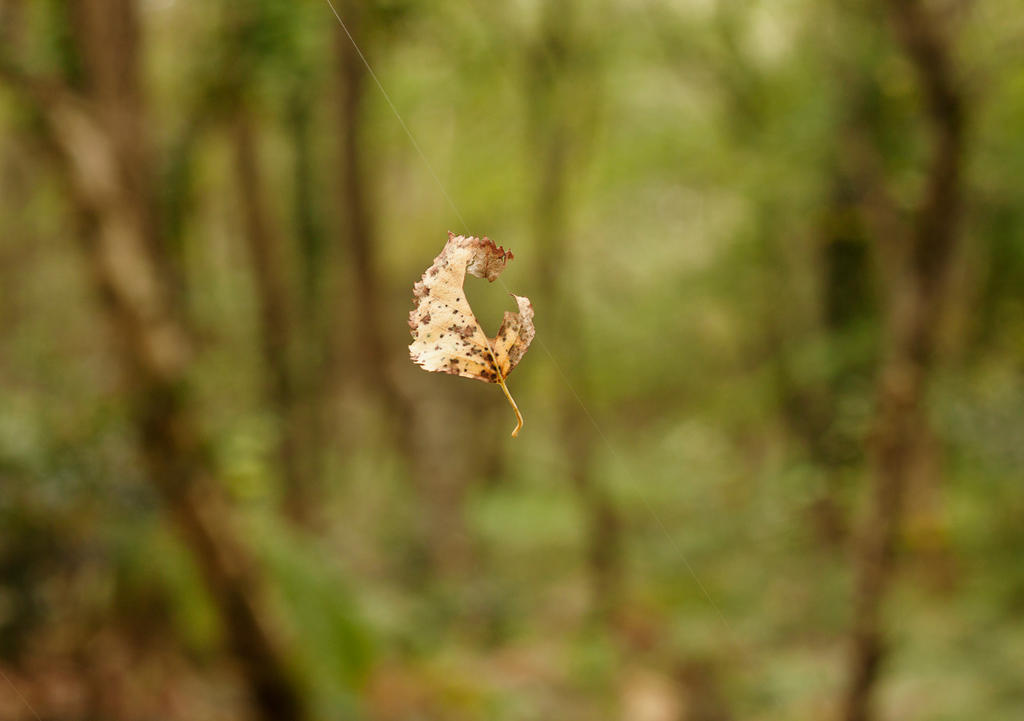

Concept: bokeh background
[[1, 1, 1023, 720]]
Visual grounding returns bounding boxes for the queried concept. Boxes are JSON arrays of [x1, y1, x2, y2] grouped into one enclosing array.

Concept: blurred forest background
[[1, 0, 1022, 719]]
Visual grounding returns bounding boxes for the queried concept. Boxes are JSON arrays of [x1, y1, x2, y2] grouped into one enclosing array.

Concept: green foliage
[[2, 0, 1023, 719]]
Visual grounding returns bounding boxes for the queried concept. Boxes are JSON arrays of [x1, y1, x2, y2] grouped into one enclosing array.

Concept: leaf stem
[[497, 376, 523, 438], [482, 336, 524, 438]]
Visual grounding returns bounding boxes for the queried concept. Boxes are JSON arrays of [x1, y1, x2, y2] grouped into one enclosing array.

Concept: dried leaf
[[409, 232, 535, 437]]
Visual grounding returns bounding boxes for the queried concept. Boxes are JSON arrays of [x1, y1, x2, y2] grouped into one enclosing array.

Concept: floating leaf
[[408, 232, 535, 437]]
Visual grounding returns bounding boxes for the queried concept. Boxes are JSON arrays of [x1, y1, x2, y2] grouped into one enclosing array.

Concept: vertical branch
[[841, 1, 966, 719], [527, 0, 623, 622], [65, 0, 178, 289], [230, 108, 312, 524], [333, 4, 420, 476], [780, 85, 882, 546], [334, 5, 393, 401], [15, 81, 311, 721], [332, 7, 499, 579], [211, 0, 323, 526], [286, 86, 331, 523], [0, 0, 312, 714], [0, 0, 23, 51], [334, 6, 462, 575], [287, 90, 328, 317]]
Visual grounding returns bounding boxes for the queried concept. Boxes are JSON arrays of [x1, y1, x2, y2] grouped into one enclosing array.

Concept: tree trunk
[[230, 108, 313, 525], [332, 3, 422, 451], [19, 81, 310, 721], [527, 0, 623, 622], [334, 6, 393, 400], [333, 8, 479, 578], [841, 1, 965, 719], [286, 86, 331, 528], [65, 0, 179, 292], [774, 92, 882, 547], [0, 2, 312, 716], [0, 0, 23, 51]]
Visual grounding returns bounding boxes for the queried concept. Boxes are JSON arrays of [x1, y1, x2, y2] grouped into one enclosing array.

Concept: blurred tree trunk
[[161, 114, 205, 303], [714, 1, 876, 548], [287, 90, 328, 317], [332, 4, 494, 581], [10, 78, 311, 721], [216, 0, 328, 528], [65, 0, 181, 294], [333, 6, 462, 576], [841, 1, 966, 720], [806, 141, 878, 544], [776, 102, 880, 547], [0, 2, 311, 718], [527, 0, 623, 622], [286, 87, 331, 527], [230, 108, 314, 525], [0, 0, 25, 239], [334, 5, 396, 406], [0, 0, 23, 50]]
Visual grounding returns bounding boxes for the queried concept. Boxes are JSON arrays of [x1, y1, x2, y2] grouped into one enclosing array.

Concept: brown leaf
[[409, 232, 535, 436]]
